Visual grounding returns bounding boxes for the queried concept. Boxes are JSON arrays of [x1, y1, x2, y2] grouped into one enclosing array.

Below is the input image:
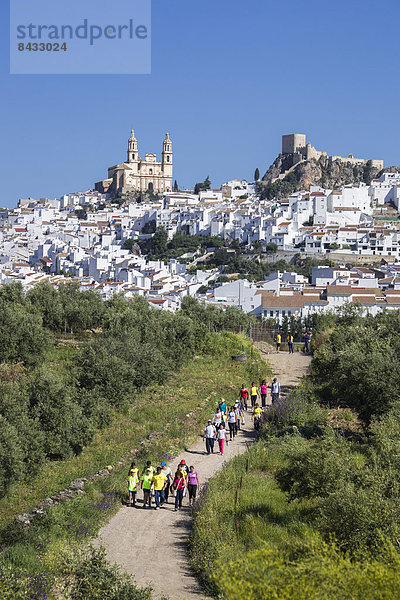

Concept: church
[[95, 129, 173, 195]]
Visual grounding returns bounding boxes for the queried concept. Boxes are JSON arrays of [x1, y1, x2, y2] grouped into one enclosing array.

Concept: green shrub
[[62, 546, 154, 600], [213, 542, 400, 600], [275, 429, 365, 500], [263, 384, 327, 432], [0, 416, 24, 498]]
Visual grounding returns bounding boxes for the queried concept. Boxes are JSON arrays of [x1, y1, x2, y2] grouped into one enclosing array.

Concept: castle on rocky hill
[[275, 133, 383, 182]]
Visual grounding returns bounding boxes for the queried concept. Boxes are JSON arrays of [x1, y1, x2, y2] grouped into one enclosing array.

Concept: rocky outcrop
[[260, 155, 386, 200]]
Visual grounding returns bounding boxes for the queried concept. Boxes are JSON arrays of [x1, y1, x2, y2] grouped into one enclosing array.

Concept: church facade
[[95, 130, 173, 195]]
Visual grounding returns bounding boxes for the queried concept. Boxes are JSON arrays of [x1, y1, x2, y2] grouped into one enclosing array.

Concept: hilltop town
[[1, 130, 400, 318]]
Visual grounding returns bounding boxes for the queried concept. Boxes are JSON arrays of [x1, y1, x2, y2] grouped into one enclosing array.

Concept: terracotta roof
[[326, 285, 352, 294], [352, 296, 378, 304], [259, 293, 305, 309]]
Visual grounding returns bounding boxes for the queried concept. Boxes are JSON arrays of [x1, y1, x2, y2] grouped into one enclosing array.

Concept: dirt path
[[95, 351, 311, 600]]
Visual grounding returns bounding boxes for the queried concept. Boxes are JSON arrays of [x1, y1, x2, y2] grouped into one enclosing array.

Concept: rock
[[58, 489, 76, 501], [69, 478, 87, 490], [15, 514, 31, 525], [260, 155, 384, 200], [40, 498, 54, 508], [105, 465, 113, 471]]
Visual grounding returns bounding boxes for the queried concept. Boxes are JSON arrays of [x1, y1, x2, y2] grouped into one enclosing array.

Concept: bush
[[0, 304, 50, 367], [213, 542, 400, 600], [311, 310, 400, 424], [263, 384, 327, 432], [0, 416, 24, 498], [275, 429, 365, 500], [63, 546, 153, 600]]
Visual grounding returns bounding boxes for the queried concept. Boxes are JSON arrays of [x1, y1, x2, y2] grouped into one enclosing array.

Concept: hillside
[[191, 309, 400, 600], [259, 154, 399, 200]]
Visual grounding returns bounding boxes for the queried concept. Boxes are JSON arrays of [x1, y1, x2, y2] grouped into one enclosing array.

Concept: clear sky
[[1, 0, 399, 207]]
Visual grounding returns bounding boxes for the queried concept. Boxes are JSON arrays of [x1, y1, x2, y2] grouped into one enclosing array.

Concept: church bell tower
[[162, 132, 173, 179]]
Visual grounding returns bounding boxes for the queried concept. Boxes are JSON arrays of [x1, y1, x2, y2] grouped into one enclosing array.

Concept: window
[[167, 156, 170, 162], [270, 311, 273, 317], [282, 311, 286, 316]]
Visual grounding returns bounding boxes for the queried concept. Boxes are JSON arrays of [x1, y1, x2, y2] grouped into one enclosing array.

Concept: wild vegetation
[[191, 308, 400, 599], [0, 282, 258, 499], [0, 281, 267, 599]]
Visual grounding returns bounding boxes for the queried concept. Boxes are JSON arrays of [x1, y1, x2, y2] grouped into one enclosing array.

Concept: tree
[[140, 220, 156, 235], [265, 242, 278, 253], [254, 168, 260, 181], [252, 240, 263, 254], [149, 227, 168, 258], [58, 282, 104, 333], [0, 304, 50, 366], [194, 176, 211, 195], [0, 415, 24, 497], [27, 283, 64, 331], [173, 180, 179, 192]]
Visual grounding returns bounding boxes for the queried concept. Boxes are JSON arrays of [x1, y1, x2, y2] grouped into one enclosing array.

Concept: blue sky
[[1, 0, 400, 207]]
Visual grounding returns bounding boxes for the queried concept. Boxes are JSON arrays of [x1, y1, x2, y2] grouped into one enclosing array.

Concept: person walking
[[141, 460, 155, 478], [178, 459, 189, 481], [219, 398, 228, 416], [304, 331, 312, 353], [172, 468, 186, 511], [160, 461, 172, 503], [213, 407, 223, 429], [234, 402, 241, 431], [217, 423, 227, 455], [228, 407, 237, 441], [204, 420, 216, 455], [259, 380, 268, 407], [271, 378, 280, 404], [152, 466, 167, 510], [127, 463, 139, 507], [276, 332, 282, 352], [239, 384, 249, 411], [187, 466, 199, 508], [250, 382, 258, 408], [140, 468, 153, 509], [253, 403, 262, 430], [287, 333, 294, 354]]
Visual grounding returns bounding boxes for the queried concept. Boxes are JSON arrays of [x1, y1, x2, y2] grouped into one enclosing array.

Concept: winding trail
[[95, 351, 311, 600]]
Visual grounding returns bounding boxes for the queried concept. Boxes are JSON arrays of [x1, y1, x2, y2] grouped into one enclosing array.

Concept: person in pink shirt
[[259, 380, 268, 407], [187, 466, 199, 507], [217, 423, 227, 455]]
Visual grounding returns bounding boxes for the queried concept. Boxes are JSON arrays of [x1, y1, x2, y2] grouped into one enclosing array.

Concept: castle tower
[[162, 132, 173, 178]]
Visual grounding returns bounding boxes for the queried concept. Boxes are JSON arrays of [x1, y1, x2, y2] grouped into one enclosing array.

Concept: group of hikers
[[127, 378, 281, 511], [127, 458, 199, 511], [275, 330, 312, 353]]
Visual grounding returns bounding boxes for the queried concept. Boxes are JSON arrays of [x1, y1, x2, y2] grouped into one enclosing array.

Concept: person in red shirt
[[239, 384, 249, 411]]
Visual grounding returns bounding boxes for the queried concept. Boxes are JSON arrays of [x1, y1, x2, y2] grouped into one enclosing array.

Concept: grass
[[190, 413, 400, 599], [190, 439, 320, 595]]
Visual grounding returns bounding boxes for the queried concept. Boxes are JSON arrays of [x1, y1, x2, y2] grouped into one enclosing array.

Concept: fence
[[212, 323, 304, 344]]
